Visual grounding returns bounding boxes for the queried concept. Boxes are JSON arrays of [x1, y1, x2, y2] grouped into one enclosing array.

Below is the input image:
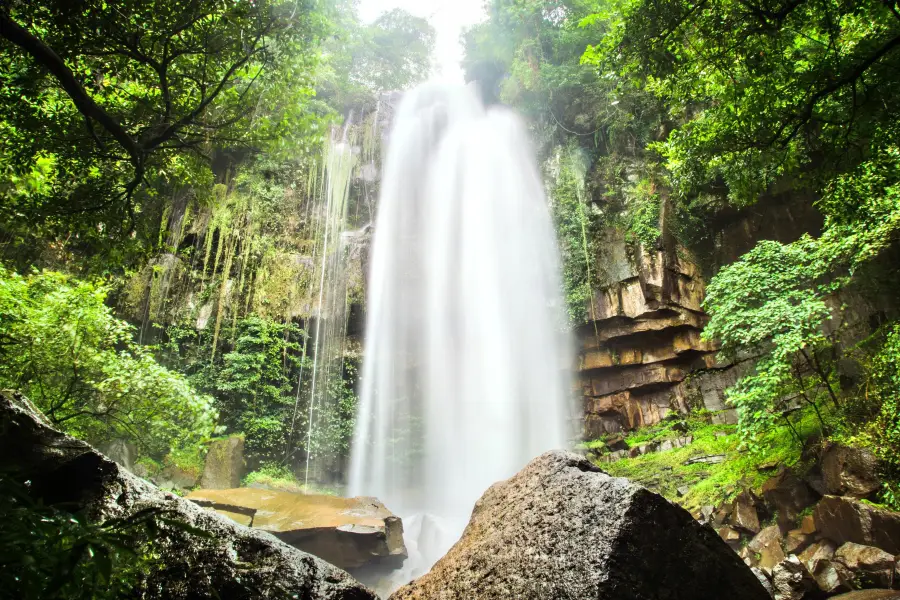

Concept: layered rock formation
[[187, 488, 407, 570], [578, 194, 823, 437], [0, 390, 376, 600], [391, 450, 769, 600], [578, 230, 737, 437]]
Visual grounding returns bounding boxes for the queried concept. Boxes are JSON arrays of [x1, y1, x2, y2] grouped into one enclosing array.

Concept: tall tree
[[0, 0, 325, 263]]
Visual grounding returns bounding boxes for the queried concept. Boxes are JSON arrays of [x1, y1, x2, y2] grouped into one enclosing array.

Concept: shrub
[[0, 267, 217, 459]]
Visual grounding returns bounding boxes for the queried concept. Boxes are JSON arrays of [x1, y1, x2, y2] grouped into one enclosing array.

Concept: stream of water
[[349, 83, 574, 589]]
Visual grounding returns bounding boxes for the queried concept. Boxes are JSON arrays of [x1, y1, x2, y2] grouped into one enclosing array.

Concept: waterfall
[[302, 122, 358, 486], [349, 83, 574, 584]]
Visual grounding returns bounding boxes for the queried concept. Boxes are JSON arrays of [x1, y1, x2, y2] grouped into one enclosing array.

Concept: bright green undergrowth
[[595, 407, 824, 511]]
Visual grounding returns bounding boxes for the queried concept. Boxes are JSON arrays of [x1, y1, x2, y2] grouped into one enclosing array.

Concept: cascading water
[[349, 83, 574, 587]]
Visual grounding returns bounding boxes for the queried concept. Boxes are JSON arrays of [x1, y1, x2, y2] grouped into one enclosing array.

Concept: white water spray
[[349, 83, 573, 584]]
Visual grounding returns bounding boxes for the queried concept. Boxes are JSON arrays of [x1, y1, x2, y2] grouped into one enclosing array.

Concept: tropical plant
[[0, 266, 217, 458]]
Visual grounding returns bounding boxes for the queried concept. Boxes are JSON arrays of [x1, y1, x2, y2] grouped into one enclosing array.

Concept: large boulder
[[0, 391, 376, 600], [200, 435, 245, 489], [832, 542, 897, 589], [186, 488, 407, 570], [731, 489, 763, 534], [770, 555, 817, 600], [814, 495, 900, 554], [831, 592, 900, 599], [390, 451, 770, 600], [761, 469, 818, 532], [820, 444, 881, 499], [747, 525, 786, 570]]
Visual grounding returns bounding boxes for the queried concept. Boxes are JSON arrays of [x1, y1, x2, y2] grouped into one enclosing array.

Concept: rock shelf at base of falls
[[186, 487, 407, 570], [391, 450, 770, 600]]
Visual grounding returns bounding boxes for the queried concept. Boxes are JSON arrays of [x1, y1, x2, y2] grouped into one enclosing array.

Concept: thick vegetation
[[0, 0, 432, 482], [464, 0, 900, 508]]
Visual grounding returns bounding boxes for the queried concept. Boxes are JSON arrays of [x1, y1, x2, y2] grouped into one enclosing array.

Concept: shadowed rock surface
[[0, 391, 376, 600], [390, 450, 770, 600], [186, 488, 407, 570]]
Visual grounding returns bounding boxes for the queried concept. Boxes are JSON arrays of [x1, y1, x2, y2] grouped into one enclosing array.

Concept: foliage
[[549, 144, 597, 322], [193, 316, 303, 463], [582, 0, 900, 205], [0, 472, 157, 600], [702, 137, 900, 446], [242, 462, 303, 492], [0, 267, 217, 458], [0, 0, 330, 269], [317, 5, 435, 111], [597, 405, 822, 510]]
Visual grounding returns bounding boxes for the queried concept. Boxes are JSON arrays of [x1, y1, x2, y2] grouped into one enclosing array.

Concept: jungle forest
[[1, 0, 899, 598]]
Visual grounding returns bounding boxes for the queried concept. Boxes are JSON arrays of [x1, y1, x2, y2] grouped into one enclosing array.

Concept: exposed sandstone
[[821, 444, 881, 499], [814, 495, 900, 554], [187, 488, 407, 570], [832, 542, 897, 589], [200, 435, 245, 489], [771, 555, 817, 600], [748, 526, 786, 570], [760, 469, 818, 533]]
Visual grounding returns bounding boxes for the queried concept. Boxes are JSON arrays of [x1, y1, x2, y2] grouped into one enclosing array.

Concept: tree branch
[[0, 11, 141, 165]]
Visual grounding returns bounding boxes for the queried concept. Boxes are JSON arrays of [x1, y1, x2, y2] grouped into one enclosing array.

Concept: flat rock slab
[[391, 450, 770, 600], [187, 488, 407, 570], [0, 391, 376, 600]]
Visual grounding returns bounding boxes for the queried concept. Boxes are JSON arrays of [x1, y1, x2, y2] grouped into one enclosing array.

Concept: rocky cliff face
[[578, 194, 823, 438]]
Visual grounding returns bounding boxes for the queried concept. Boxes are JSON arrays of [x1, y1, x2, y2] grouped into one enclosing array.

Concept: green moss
[[597, 405, 821, 511]]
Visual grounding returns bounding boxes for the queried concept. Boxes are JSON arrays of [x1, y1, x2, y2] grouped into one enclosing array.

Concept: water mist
[[349, 83, 573, 586]]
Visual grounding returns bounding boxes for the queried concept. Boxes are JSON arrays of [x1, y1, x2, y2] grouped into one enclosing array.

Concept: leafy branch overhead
[[582, 0, 900, 202], [0, 0, 320, 220]]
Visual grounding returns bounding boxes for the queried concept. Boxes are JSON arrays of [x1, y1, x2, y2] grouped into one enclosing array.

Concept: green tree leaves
[[0, 266, 217, 458]]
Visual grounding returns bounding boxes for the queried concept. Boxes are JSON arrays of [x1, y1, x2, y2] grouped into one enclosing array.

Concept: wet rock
[[798, 539, 837, 573], [719, 525, 742, 543], [812, 560, 845, 595], [200, 436, 245, 489], [761, 469, 818, 532], [741, 545, 760, 569], [606, 434, 629, 452], [783, 529, 813, 554], [713, 505, 731, 526], [749, 526, 786, 570], [821, 444, 881, 499], [685, 453, 727, 465], [390, 451, 771, 600], [186, 488, 407, 570], [771, 555, 817, 600], [832, 542, 897, 589], [800, 514, 817, 535], [814, 495, 900, 554], [601, 448, 630, 463], [732, 490, 763, 534], [0, 391, 375, 600]]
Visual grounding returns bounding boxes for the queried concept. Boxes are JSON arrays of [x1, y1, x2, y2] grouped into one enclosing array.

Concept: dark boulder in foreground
[[391, 450, 770, 600], [0, 391, 376, 600]]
